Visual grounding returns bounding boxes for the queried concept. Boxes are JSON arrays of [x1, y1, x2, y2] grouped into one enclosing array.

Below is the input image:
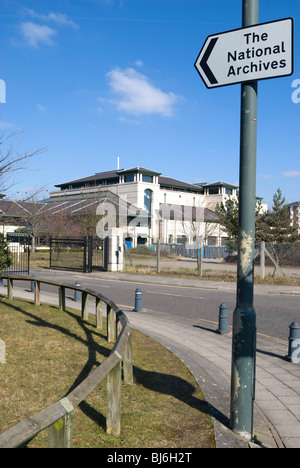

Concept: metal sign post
[[194, 0, 294, 441], [230, 1, 258, 440]]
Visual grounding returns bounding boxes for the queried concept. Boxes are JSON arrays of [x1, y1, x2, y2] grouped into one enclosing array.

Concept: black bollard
[[74, 281, 81, 302], [30, 275, 37, 293], [216, 303, 229, 335], [286, 322, 300, 364], [134, 288, 142, 312]]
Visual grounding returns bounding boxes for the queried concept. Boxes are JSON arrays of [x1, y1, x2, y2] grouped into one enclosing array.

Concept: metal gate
[[4, 234, 30, 275], [89, 236, 108, 272], [49, 236, 107, 273]]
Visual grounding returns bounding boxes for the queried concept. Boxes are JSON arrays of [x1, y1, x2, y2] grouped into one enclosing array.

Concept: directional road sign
[[195, 18, 293, 89]]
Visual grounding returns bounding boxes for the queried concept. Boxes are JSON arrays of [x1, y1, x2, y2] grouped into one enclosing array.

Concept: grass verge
[[123, 264, 300, 286], [0, 297, 215, 448]]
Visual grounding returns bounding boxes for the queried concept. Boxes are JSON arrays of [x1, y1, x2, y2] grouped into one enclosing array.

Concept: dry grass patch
[[123, 264, 300, 286]]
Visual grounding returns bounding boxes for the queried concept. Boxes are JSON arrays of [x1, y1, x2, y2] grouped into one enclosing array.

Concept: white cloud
[[20, 21, 57, 48], [260, 174, 274, 179], [37, 104, 46, 112], [16, 10, 78, 48], [134, 60, 144, 68], [44, 12, 78, 29], [24, 9, 79, 29], [119, 116, 141, 126], [283, 171, 300, 178], [106, 67, 179, 117]]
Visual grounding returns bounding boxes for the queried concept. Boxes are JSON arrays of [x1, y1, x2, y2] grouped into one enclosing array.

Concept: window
[[125, 174, 134, 182], [225, 188, 233, 195], [208, 187, 219, 195], [142, 174, 153, 183], [144, 189, 152, 212]]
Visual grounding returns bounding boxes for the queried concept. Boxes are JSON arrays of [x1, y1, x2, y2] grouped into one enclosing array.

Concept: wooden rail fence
[[0, 275, 133, 448]]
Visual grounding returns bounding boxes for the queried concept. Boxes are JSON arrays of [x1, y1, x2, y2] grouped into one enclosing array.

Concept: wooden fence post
[[48, 398, 74, 448], [34, 281, 40, 306], [0, 277, 132, 447], [117, 317, 122, 337], [7, 278, 13, 301], [123, 329, 133, 385], [96, 298, 102, 330], [81, 292, 89, 320], [106, 360, 121, 435], [107, 306, 116, 343]]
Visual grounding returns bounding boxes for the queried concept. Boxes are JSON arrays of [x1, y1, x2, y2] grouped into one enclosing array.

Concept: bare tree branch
[[0, 129, 46, 192]]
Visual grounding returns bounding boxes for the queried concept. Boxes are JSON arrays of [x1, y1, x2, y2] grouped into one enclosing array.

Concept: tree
[[41, 209, 78, 239], [0, 234, 11, 271], [256, 188, 298, 266], [256, 188, 297, 242], [215, 198, 263, 250], [216, 188, 298, 267], [215, 198, 240, 250], [0, 130, 44, 263], [0, 130, 44, 193]]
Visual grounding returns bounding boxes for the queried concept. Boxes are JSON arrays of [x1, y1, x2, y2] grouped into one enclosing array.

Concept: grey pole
[[230, 0, 259, 440]]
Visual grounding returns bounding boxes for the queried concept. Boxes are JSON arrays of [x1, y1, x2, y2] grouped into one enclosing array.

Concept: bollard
[[216, 303, 229, 335], [286, 322, 300, 364], [74, 281, 81, 302], [30, 275, 37, 293], [134, 288, 142, 312]]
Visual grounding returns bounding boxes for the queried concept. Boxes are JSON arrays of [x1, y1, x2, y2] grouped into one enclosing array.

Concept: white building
[[288, 201, 300, 235], [49, 167, 239, 247]]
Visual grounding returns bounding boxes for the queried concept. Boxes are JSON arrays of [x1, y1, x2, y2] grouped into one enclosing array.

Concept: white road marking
[[145, 290, 206, 299]]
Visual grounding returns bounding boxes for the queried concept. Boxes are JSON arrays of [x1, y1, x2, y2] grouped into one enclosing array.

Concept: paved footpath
[[2, 271, 300, 449]]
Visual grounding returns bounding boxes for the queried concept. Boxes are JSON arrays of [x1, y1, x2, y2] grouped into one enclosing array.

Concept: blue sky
[[0, 0, 299, 207]]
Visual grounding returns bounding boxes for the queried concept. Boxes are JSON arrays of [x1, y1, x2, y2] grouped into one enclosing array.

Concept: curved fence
[[0, 275, 133, 448]]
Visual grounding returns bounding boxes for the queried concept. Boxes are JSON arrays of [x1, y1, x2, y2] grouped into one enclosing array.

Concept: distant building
[[287, 201, 300, 235], [0, 166, 269, 248], [49, 166, 239, 246]]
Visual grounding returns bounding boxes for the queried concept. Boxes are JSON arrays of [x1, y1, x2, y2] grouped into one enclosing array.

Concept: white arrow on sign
[[195, 18, 294, 89]]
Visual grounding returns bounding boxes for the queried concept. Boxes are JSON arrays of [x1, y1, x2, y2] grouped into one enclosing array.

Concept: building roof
[[159, 176, 203, 192], [196, 181, 238, 189], [117, 167, 161, 176], [55, 167, 203, 193], [55, 170, 120, 188], [287, 201, 300, 206]]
